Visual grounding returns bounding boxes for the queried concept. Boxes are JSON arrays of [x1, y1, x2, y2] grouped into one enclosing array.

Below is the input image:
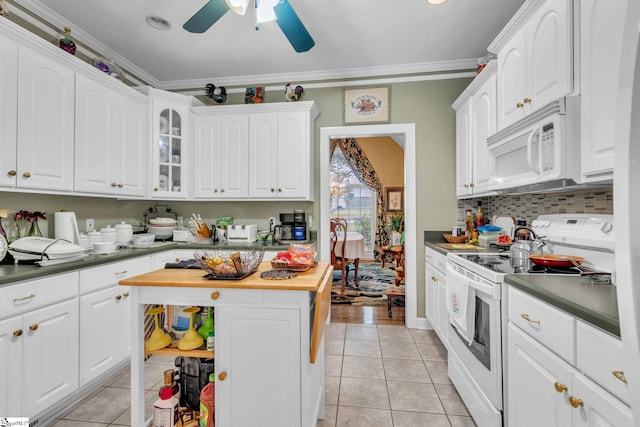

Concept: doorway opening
[[320, 123, 417, 328]]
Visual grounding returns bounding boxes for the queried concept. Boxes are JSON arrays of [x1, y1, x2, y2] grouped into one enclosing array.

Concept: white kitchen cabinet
[[79, 257, 150, 386], [0, 315, 24, 416], [151, 249, 198, 269], [16, 44, 75, 192], [143, 88, 192, 199], [424, 246, 449, 349], [216, 306, 301, 426], [452, 62, 497, 198], [192, 112, 249, 199], [0, 272, 79, 419], [0, 34, 18, 189], [491, 0, 573, 130], [248, 102, 318, 200], [506, 286, 634, 427], [579, 0, 628, 183], [75, 74, 148, 197]]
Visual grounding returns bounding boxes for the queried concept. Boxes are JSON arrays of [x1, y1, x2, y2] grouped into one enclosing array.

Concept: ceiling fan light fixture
[[256, 0, 279, 23], [427, 0, 448, 4], [146, 15, 171, 30], [225, 0, 250, 15]]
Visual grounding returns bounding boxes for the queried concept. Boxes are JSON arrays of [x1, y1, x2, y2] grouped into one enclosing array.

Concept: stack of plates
[[148, 218, 177, 240]]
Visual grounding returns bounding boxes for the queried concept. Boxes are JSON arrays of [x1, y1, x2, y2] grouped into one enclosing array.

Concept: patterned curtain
[[330, 138, 388, 260]]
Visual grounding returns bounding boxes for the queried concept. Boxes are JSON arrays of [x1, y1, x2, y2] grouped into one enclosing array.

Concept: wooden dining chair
[[387, 243, 405, 318], [330, 218, 348, 293], [376, 219, 404, 268]]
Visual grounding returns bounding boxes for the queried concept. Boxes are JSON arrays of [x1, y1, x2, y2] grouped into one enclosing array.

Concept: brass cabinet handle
[[554, 382, 568, 393], [117, 183, 123, 188], [211, 292, 220, 300], [14, 294, 36, 303], [523, 97, 532, 104], [516, 102, 524, 109], [521, 313, 540, 324], [29, 324, 38, 331], [115, 270, 128, 276], [115, 295, 122, 300], [469, 183, 475, 187], [154, 187, 158, 192], [270, 188, 275, 192], [612, 370, 627, 384], [8, 170, 17, 176], [464, 184, 469, 188], [221, 188, 225, 193], [569, 396, 584, 408], [111, 182, 117, 187], [278, 188, 282, 192], [23, 172, 31, 178], [13, 329, 23, 337], [218, 371, 227, 381], [214, 189, 218, 193], [431, 276, 437, 281], [123, 292, 130, 298]]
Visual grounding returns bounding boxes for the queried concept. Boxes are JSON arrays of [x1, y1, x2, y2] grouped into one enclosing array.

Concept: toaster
[[226, 224, 258, 242]]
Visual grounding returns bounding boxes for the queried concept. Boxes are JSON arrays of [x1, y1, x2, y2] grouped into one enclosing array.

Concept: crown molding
[[487, 0, 543, 54], [12, 0, 477, 92]]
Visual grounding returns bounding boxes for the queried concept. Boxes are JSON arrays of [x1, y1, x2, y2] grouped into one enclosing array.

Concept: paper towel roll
[[54, 211, 80, 244]]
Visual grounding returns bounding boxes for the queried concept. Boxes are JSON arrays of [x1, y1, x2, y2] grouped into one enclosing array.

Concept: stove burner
[[527, 264, 581, 275], [458, 253, 584, 275]]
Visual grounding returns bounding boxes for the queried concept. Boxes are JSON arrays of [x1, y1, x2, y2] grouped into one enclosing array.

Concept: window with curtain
[[329, 147, 376, 257]]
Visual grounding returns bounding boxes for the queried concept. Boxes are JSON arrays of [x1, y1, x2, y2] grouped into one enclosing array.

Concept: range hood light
[[427, 0, 448, 5]]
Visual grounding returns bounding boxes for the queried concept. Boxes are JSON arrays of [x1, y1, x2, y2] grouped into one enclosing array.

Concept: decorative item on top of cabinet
[[58, 26, 76, 55], [488, 0, 573, 130], [285, 83, 304, 101], [205, 83, 227, 104], [245, 86, 264, 103], [0, 0, 9, 16]]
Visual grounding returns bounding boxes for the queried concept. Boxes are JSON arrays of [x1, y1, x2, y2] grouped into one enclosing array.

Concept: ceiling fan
[[183, 0, 315, 53]]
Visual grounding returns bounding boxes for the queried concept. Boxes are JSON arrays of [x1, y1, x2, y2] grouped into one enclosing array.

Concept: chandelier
[[330, 179, 346, 198]]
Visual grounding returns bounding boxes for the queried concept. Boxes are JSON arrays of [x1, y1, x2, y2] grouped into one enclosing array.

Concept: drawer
[[425, 247, 447, 273], [137, 285, 265, 306], [80, 256, 151, 294], [152, 249, 197, 269], [0, 272, 79, 319], [577, 320, 630, 405], [508, 286, 576, 363]]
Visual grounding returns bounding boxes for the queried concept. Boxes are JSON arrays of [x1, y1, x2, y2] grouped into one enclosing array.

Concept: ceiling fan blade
[[183, 0, 230, 33], [273, 0, 315, 52]]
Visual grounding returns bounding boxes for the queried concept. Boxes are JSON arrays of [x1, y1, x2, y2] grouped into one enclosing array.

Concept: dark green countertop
[[424, 230, 502, 256], [505, 274, 620, 337], [0, 239, 312, 286]]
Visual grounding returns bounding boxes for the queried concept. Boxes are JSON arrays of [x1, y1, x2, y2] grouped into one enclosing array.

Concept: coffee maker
[[278, 210, 307, 241]]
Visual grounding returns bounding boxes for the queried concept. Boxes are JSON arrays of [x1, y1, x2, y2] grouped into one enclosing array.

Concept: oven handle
[[447, 263, 496, 297]]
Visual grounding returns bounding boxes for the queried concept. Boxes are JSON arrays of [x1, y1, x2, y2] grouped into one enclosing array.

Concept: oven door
[[446, 263, 503, 410]]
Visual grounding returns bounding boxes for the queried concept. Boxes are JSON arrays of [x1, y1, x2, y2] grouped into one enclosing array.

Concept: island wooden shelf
[[145, 342, 214, 359]]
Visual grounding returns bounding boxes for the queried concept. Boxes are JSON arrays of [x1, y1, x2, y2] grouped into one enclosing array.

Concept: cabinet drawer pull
[[516, 102, 524, 109], [115, 270, 128, 276], [123, 292, 130, 298], [612, 370, 627, 384], [29, 324, 38, 331], [211, 291, 220, 300], [111, 182, 118, 187], [14, 294, 36, 303], [23, 171, 31, 178], [8, 170, 17, 176], [569, 396, 584, 408], [523, 97, 532, 104], [521, 313, 540, 324], [554, 382, 567, 393], [218, 371, 227, 381], [115, 295, 122, 300], [13, 329, 23, 337], [431, 276, 438, 281]]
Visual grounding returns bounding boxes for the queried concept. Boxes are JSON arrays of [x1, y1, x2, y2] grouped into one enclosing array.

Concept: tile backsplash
[[457, 189, 613, 226]]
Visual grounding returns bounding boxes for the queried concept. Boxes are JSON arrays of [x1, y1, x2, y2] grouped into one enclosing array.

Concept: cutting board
[[492, 216, 516, 238], [436, 243, 486, 250]]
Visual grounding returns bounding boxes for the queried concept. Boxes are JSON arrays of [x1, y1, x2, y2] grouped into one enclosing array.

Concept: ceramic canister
[[87, 230, 103, 246], [100, 225, 118, 243], [115, 221, 133, 243]]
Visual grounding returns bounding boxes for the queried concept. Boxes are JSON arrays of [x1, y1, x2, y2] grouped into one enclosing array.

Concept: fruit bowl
[[194, 249, 264, 279]]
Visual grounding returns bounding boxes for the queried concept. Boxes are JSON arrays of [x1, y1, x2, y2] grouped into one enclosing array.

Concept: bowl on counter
[[92, 241, 117, 254], [147, 225, 175, 240], [132, 234, 155, 246]]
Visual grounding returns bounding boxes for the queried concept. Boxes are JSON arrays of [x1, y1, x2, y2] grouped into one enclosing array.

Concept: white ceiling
[[16, 0, 526, 90]]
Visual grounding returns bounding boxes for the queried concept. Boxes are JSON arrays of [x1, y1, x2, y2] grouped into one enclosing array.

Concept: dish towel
[[446, 267, 476, 345]]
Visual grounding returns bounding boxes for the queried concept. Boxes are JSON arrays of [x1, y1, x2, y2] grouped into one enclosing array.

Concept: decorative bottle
[[59, 26, 76, 55], [465, 209, 473, 238], [476, 204, 485, 227], [159, 369, 180, 404]]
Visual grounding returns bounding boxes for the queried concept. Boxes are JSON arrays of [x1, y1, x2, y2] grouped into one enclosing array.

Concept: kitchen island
[[119, 261, 332, 427]]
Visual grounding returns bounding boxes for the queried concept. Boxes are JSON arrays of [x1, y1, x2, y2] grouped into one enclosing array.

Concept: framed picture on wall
[[343, 85, 390, 124], [385, 187, 404, 212]]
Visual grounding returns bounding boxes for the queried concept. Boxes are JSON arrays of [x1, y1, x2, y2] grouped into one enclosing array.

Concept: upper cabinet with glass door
[[140, 88, 193, 199]]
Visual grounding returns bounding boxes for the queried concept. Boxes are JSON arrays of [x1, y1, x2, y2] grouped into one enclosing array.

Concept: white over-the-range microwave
[[486, 96, 581, 194]]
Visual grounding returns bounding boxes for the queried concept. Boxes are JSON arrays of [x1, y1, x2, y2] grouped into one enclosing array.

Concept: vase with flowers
[[14, 210, 47, 238]]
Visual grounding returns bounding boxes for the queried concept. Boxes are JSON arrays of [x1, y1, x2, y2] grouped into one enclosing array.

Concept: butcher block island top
[[119, 261, 330, 291]]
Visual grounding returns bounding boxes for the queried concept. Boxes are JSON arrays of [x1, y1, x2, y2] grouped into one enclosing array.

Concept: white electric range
[[445, 214, 615, 427]]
